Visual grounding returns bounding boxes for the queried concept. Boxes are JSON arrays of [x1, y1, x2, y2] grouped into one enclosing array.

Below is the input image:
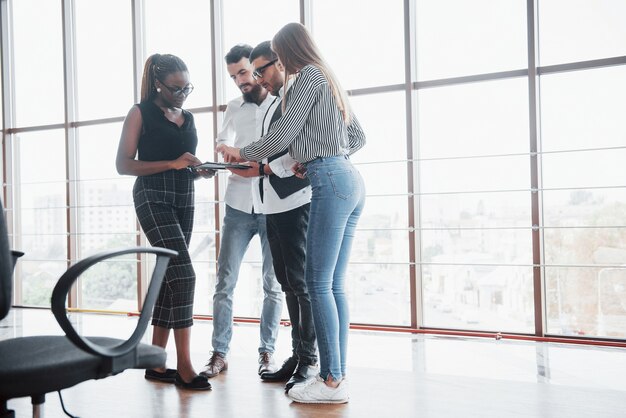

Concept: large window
[[418, 77, 534, 332], [11, 0, 64, 127], [144, 0, 213, 110], [13, 129, 67, 307], [74, 0, 134, 121], [76, 123, 137, 256], [2, 0, 626, 341], [415, 0, 527, 80], [220, 0, 300, 103], [349, 92, 411, 325], [76, 124, 138, 311], [312, 0, 405, 90], [538, 0, 626, 66], [540, 66, 626, 338]]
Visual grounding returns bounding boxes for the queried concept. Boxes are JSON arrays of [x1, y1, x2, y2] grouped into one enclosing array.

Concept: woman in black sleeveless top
[[116, 54, 212, 390]]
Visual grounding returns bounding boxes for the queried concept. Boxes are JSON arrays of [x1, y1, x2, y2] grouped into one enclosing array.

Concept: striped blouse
[[240, 64, 366, 164]]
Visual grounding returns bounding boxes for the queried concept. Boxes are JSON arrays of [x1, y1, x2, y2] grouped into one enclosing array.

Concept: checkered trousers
[[133, 169, 196, 329]]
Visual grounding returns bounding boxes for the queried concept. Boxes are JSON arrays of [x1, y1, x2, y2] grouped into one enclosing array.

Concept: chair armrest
[[10, 250, 24, 269], [51, 247, 177, 361]]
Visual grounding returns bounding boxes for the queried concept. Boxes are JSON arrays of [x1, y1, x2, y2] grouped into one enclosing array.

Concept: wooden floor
[[3, 308, 626, 418]]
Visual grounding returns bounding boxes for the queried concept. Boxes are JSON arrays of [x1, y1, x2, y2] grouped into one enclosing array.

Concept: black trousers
[[266, 203, 317, 365]]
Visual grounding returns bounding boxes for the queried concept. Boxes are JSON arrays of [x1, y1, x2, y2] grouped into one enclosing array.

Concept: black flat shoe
[[145, 368, 177, 383], [175, 373, 212, 391]]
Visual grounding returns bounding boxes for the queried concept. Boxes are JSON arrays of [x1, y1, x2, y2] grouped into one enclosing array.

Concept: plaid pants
[[133, 170, 195, 329]]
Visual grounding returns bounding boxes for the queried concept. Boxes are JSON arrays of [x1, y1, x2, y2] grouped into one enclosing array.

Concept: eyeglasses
[[159, 81, 194, 96], [252, 59, 278, 80]]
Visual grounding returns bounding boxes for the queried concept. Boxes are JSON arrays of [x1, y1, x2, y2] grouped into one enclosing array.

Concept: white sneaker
[[287, 375, 349, 404], [286, 364, 318, 392]]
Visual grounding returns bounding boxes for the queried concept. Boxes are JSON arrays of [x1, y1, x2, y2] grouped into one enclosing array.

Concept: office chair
[[0, 199, 178, 418]]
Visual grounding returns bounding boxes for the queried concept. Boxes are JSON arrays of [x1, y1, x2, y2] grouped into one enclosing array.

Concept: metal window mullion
[[405, 0, 420, 329], [538, 56, 626, 76], [210, 0, 223, 282], [131, 0, 145, 105], [61, 0, 80, 308], [348, 84, 405, 96], [415, 69, 529, 90], [300, 0, 312, 27], [1, 0, 23, 304], [1, 0, 15, 293], [0, 0, 19, 220], [527, 0, 544, 337], [0, 0, 11, 192], [131, 0, 148, 311], [212, 0, 225, 126]]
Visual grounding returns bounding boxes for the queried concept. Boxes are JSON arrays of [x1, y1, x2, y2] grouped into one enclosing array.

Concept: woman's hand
[[216, 144, 243, 163], [172, 152, 202, 170], [292, 162, 307, 179]]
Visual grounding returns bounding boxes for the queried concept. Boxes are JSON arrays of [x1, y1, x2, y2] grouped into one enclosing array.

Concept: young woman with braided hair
[[116, 53, 212, 390]]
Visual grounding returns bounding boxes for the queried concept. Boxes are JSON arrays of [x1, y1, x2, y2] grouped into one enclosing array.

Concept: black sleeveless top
[[136, 101, 198, 162]]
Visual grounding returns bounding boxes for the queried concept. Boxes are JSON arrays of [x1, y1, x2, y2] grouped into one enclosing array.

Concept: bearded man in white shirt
[[201, 44, 282, 378]]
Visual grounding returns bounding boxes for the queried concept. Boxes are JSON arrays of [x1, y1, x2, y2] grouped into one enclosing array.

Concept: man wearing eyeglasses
[[225, 41, 317, 392], [201, 44, 282, 379]]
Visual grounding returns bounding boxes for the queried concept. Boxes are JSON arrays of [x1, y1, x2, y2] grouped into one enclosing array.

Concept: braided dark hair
[[140, 53, 188, 102]]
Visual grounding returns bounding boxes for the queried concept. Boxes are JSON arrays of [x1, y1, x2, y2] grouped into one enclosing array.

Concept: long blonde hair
[[272, 22, 351, 123]]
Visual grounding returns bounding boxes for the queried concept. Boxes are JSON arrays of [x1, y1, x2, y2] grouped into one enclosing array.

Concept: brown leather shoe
[[200, 352, 227, 378], [258, 352, 276, 375]]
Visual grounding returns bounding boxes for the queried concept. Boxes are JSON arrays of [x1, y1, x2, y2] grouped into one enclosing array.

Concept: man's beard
[[242, 83, 263, 104]]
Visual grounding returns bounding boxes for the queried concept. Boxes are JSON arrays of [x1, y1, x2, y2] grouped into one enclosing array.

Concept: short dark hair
[[225, 44, 253, 64], [250, 41, 276, 63]]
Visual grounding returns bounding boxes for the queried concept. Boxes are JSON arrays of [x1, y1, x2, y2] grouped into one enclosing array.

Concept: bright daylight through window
[[1, 0, 625, 339]]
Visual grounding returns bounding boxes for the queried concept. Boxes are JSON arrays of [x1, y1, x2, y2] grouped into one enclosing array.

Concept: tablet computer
[[191, 162, 252, 170]]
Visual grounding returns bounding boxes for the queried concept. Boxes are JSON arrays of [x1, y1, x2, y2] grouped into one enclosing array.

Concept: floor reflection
[[3, 307, 626, 392]]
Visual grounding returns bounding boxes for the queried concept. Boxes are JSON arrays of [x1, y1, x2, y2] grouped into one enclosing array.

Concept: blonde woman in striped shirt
[[218, 22, 366, 404]]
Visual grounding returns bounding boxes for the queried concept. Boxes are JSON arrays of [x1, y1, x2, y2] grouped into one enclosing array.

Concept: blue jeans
[[304, 156, 365, 381], [212, 205, 282, 355]]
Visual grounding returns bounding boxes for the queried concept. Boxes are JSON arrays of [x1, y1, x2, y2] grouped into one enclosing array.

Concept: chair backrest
[[0, 197, 14, 320]]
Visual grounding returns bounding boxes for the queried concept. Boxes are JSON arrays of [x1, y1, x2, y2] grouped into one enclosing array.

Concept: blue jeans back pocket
[[328, 169, 355, 200]]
